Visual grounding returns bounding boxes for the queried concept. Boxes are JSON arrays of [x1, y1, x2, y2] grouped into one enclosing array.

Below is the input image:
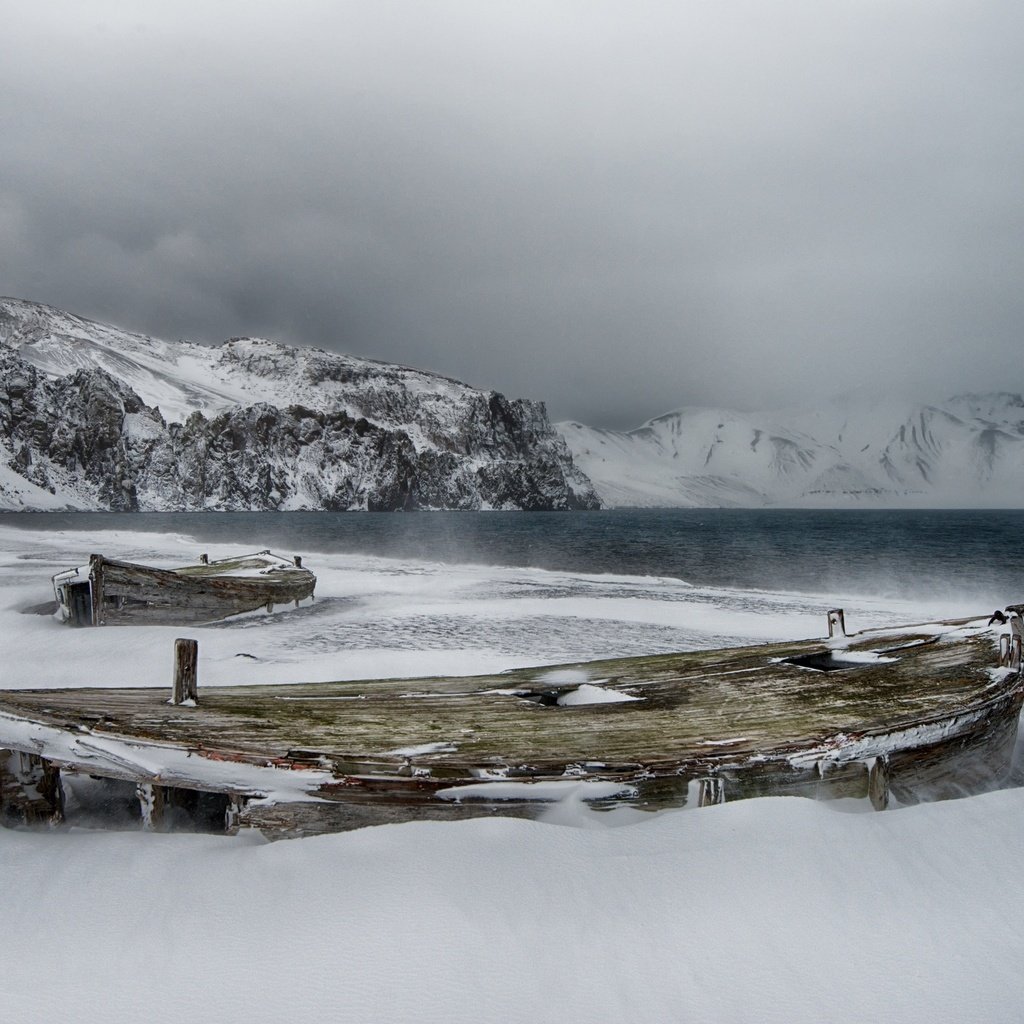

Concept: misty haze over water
[[6, 508, 1021, 608]]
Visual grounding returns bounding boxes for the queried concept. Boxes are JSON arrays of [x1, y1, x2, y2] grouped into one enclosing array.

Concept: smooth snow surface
[[3, 792, 1024, 1023]]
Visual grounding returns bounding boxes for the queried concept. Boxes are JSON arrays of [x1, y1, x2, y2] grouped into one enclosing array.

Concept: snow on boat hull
[[51, 551, 316, 626]]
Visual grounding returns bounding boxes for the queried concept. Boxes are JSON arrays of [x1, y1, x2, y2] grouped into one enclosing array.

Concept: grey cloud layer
[[3, 1, 1022, 427]]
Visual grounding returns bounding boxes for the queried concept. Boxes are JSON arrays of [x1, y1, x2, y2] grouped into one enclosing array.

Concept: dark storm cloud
[[3, 1, 1023, 427]]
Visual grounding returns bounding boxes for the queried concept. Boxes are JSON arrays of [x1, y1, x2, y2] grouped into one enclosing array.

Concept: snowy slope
[[1, 297, 542, 443], [0, 297, 253, 422], [560, 393, 1024, 507], [0, 298, 598, 511]]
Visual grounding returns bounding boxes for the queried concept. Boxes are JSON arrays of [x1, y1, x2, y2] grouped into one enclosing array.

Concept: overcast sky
[[2, 2, 1022, 428]]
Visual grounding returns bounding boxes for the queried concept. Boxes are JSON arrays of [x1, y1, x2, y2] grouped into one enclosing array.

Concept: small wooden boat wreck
[[1, 611, 1022, 837], [51, 551, 316, 627]]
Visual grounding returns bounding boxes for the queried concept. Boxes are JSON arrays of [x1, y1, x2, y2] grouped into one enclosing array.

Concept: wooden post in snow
[[868, 756, 889, 811], [172, 638, 198, 705]]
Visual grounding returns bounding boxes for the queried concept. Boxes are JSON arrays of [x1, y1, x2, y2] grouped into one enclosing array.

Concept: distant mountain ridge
[[0, 298, 599, 511], [3, 297, 1020, 511], [558, 393, 1024, 507]]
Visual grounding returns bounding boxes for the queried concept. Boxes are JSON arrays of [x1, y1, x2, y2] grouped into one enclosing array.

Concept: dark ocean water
[[3, 508, 1022, 606]]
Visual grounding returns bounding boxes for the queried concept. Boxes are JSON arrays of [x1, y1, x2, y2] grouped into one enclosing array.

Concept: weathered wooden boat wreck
[[1, 610, 1022, 838], [52, 551, 316, 626]]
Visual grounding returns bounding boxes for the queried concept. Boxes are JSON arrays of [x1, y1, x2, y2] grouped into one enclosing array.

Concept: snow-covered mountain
[[0, 298, 599, 511], [558, 393, 1024, 508], [5, 296, 1020, 511]]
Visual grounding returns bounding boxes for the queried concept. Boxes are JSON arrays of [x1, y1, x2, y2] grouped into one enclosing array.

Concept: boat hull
[[2, 617, 1021, 836], [52, 552, 316, 626]]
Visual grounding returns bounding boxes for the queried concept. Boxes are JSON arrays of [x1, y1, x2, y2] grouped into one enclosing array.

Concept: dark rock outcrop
[[0, 348, 599, 511]]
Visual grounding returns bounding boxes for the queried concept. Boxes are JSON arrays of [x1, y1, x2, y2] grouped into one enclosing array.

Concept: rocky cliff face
[[0, 299, 599, 511]]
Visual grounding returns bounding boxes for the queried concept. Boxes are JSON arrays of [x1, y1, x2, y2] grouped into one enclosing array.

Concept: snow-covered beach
[[5, 789, 1024, 1024], [0, 518, 991, 692], [2, 518, 1023, 1023]]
